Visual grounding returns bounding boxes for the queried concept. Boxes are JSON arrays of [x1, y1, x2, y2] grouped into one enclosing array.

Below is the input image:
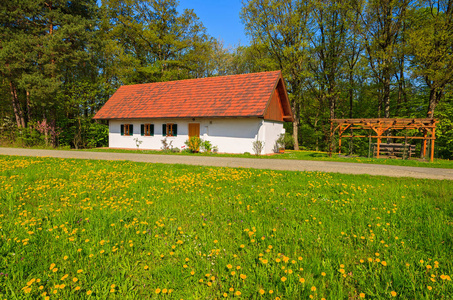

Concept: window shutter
[[130, 124, 134, 135], [162, 124, 166, 136], [173, 124, 178, 136], [150, 124, 154, 136], [141, 124, 144, 136], [121, 124, 124, 136]]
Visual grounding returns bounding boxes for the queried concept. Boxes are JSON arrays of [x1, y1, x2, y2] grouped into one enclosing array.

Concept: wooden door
[[188, 123, 200, 138]]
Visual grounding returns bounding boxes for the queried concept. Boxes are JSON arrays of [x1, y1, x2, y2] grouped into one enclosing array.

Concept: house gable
[[263, 77, 293, 122]]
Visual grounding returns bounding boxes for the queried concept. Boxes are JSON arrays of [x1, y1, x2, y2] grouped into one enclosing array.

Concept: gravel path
[[1, 147, 452, 180]]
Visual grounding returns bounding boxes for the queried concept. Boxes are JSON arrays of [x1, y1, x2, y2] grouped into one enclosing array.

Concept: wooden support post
[[329, 121, 333, 157], [368, 131, 371, 158], [423, 130, 427, 158], [376, 137, 381, 159], [430, 128, 435, 162], [339, 127, 342, 155]]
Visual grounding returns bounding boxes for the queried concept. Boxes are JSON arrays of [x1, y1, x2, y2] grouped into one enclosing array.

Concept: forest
[[1, 0, 452, 159]]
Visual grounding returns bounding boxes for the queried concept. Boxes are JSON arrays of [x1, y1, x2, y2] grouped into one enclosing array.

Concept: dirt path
[[1, 147, 452, 180]]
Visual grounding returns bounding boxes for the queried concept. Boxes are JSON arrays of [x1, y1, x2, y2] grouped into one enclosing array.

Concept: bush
[[252, 140, 264, 156], [185, 136, 201, 153], [200, 140, 212, 153]]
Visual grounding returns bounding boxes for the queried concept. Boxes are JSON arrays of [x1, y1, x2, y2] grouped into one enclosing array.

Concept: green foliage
[[200, 140, 212, 153], [185, 136, 201, 153]]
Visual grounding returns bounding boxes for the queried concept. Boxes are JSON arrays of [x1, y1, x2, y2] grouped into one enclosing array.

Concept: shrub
[[185, 136, 201, 153], [200, 140, 213, 153], [252, 140, 264, 156]]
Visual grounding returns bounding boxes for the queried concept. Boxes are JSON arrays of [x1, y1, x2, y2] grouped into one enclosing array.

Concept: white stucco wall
[[108, 118, 285, 154]]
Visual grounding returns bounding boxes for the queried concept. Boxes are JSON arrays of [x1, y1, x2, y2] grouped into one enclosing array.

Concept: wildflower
[[381, 261, 387, 266], [144, 266, 149, 270], [427, 286, 432, 290], [77, 269, 83, 273], [359, 293, 365, 298], [86, 290, 92, 295], [391, 291, 397, 297], [299, 278, 305, 283], [240, 274, 247, 279], [235, 291, 241, 296], [259, 289, 265, 295], [227, 264, 232, 269], [281, 276, 287, 282], [155, 288, 161, 294], [311, 286, 317, 291], [321, 272, 326, 276]]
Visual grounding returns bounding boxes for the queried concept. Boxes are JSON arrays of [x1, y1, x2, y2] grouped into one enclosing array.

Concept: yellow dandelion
[[427, 286, 432, 290], [281, 276, 287, 282], [321, 272, 326, 276], [299, 278, 305, 283], [311, 286, 317, 291], [86, 290, 92, 295], [52, 268, 58, 273], [77, 269, 83, 273], [259, 289, 265, 295], [235, 291, 241, 296], [144, 266, 149, 270], [359, 292, 365, 298], [223, 292, 228, 297], [240, 274, 247, 280], [155, 288, 161, 294], [162, 288, 168, 293], [381, 261, 387, 266], [391, 291, 397, 297], [227, 264, 232, 269]]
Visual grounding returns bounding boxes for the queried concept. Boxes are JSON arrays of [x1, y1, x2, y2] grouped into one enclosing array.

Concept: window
[[162, 123, 178, 137], [120, 124, 133, 136], [141, 124, 154, 136]]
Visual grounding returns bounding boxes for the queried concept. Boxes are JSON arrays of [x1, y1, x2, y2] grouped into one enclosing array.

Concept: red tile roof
[[93, 70, 292, 120]]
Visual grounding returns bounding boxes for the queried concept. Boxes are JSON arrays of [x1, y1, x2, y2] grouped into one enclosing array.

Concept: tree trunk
[[10, 81, 25, 128], [427, 88, 442, 118], [383, 72, 391, 118]]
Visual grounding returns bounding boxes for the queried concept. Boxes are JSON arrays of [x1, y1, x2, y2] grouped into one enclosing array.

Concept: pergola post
[[431, 127, 435, 162], [376, 137, 381, 159], [423, 130, 427, 158]]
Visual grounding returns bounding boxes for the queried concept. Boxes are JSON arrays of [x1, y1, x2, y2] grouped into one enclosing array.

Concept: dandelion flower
[[259, 289, 265, 295], [359, 292, 365, 298], [391, 291, 397, 297], [240, 274, 247, 280], [86, 290, 92, 295], [299, 278, 305, 283], [281, 276, 287, 282], [311, 286, 317, 291], [155, 288, 161, 294]]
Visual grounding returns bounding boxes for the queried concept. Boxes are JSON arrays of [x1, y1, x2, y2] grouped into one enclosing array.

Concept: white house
[[93, 70, 293, 154]]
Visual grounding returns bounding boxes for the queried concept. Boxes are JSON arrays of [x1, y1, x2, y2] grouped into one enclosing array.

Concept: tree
[[241, 0, 313, 150], [354, 0, 412, 118], [407, 0, 453, 117]]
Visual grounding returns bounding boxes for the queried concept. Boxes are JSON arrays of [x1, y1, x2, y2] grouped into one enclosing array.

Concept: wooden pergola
[[330, 118, 438, 162]]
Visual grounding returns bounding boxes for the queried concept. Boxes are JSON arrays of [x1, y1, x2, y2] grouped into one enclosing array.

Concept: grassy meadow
[[0, 155, 452, 299]]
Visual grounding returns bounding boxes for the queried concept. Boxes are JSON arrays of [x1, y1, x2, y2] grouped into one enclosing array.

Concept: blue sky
[[178, 0, 250, 48]]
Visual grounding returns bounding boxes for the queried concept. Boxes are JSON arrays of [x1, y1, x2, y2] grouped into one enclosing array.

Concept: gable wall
[[264, 88, 285, 122]]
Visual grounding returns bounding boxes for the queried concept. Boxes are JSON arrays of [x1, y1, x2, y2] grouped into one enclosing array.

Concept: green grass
[[0, 155, 452, 299], [82, 148, 453, 169]]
